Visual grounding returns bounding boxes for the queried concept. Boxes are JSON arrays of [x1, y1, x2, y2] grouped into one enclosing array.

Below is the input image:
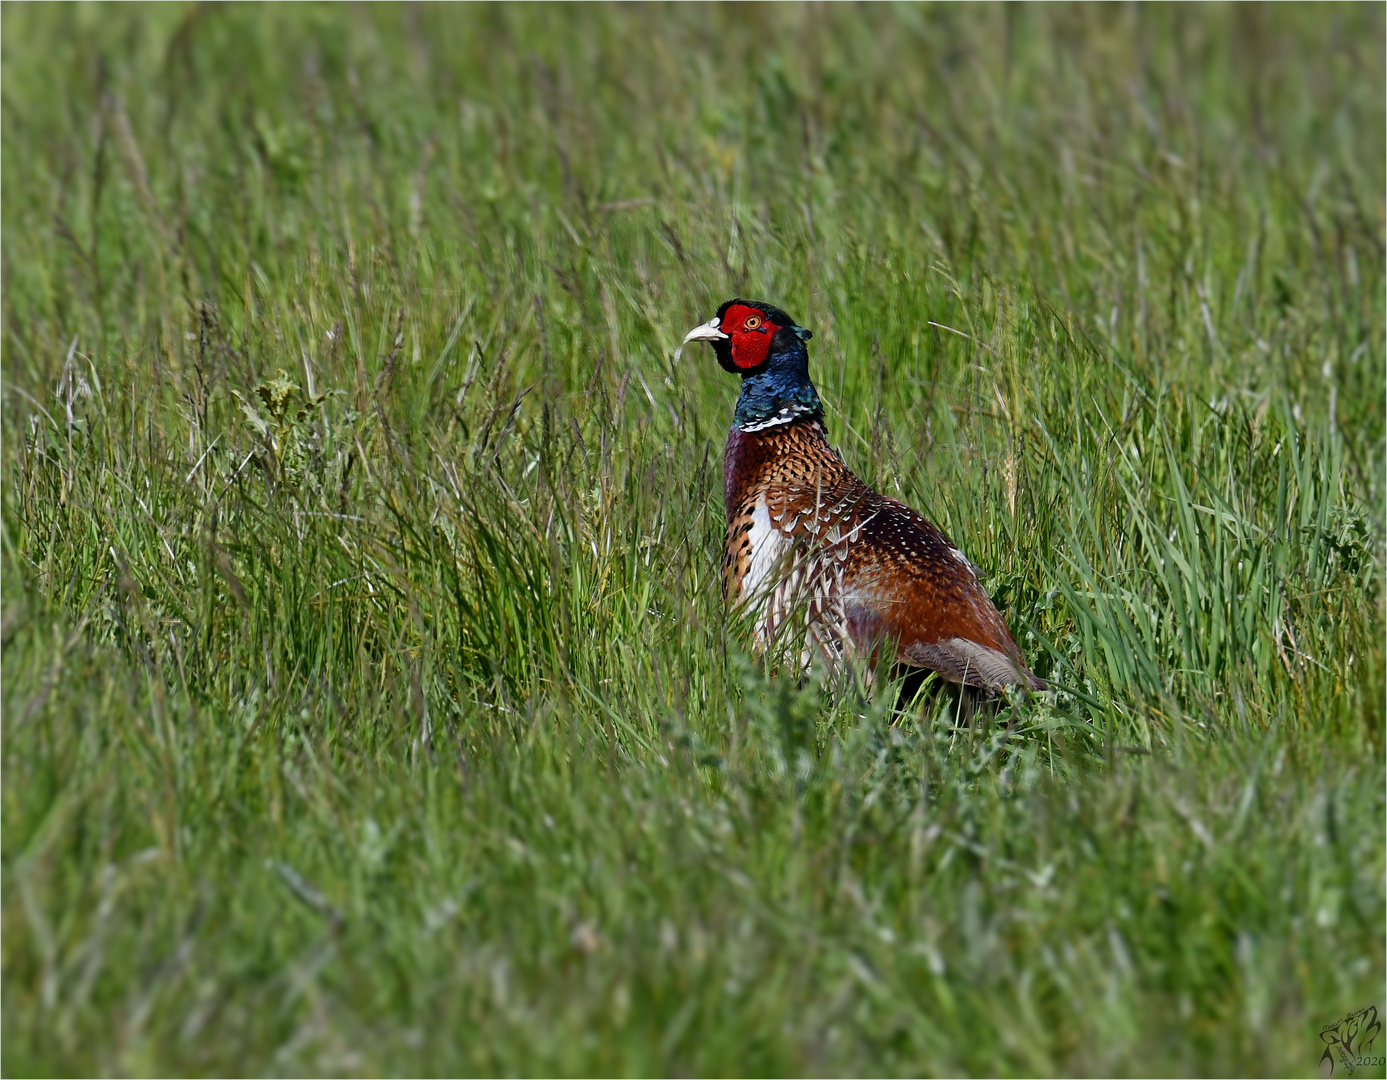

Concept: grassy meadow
[[2, 4, 1383, 1075]]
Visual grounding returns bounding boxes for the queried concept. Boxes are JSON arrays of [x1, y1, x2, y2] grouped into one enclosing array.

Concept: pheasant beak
[[682, 317, 728, 344], [674, 316, 728, 361]]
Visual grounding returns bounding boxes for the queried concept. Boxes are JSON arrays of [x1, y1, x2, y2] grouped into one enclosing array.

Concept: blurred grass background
[[2, 3, 1383, 1075]]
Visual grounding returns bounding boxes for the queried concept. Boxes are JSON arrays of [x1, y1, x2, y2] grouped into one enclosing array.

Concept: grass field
[[2, 4, 1383, 1076]]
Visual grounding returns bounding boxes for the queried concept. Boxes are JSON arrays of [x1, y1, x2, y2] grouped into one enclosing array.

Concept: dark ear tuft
[[793, 326, 813, 341]]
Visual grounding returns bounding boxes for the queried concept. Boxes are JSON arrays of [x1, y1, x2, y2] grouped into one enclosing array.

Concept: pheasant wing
[[841, 497, 1044, 690]]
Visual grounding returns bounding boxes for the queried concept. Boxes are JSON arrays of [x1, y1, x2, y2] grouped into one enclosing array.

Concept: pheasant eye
[[744, 316, 760, 329]]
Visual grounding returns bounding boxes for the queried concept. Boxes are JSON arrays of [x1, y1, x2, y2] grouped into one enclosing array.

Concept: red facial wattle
[[721, 303, 780, 370]]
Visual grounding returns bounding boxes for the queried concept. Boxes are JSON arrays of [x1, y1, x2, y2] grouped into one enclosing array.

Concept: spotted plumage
[[685, 298, 1044, 692]]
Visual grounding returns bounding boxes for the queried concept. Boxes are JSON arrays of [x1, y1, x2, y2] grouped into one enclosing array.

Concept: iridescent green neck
[[733, 341, 823, 432]]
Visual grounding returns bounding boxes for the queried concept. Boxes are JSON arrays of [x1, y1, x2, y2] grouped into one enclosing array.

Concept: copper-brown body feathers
[[721, 419, 1044, 692]]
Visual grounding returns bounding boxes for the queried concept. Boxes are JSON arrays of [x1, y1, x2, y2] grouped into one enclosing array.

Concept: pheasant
[[681, 298, 1045, 693]]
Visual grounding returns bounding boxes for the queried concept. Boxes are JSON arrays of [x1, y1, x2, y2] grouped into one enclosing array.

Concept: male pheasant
[[681, 298, 1045, 693]]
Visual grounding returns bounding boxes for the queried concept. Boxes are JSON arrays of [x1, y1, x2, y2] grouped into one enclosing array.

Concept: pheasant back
[[721, 419, 1044, 691]]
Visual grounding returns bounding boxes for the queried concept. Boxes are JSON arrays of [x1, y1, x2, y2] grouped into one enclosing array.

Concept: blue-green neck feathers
[[732, 338, 823, 432]]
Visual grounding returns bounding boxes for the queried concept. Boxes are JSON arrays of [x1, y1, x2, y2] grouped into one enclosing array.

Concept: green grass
[[2, 3, 1383, 1075]]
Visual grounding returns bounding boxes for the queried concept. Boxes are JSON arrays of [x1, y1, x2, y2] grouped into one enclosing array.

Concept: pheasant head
[[682, 299, 821, 432]]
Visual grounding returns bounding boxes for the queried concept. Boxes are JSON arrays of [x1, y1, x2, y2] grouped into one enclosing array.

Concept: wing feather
[[723, 421, 1045, 692]]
